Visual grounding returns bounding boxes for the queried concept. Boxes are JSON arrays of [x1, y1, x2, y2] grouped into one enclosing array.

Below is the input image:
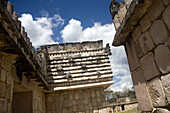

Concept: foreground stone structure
[[110, 0, 170, 112], [0, 0, 113, 113]]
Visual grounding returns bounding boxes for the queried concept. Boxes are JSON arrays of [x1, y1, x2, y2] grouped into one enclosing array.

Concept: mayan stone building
[[0, 0, 114, 113], [110, 0, 170, 113]]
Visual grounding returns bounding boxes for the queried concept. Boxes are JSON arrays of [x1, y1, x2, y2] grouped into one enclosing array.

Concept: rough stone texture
[[125, 37, 140, 71], [150, 20, 168, 45], [163, 5, 170, 31], [154, 45, 170, 74], [117, 4, 127, 24], [0, 82, 5, 97], [135, 31, 155, 58], [162, 0, 170, 6], [132, 69, 153, 112], [148, 0, 165, 21], [147, 77, 166, 107], [0, 98, 7, 113], [46, 87, 106, 113], [164, 38, 170, 48], [156, 108, 170, 113], [140, 52, 160, 80], [0, 68, 6, 82], [161, 74, 170, 104], [132, 25, 142, 42], [140, 14, 151, 33]]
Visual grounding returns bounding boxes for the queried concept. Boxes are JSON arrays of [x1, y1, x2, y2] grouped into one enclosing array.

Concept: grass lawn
[[116, 109, 140, 113]]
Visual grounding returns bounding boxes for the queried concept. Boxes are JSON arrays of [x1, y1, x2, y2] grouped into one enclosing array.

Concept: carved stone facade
[[110, 0, 170, 112], [0, 0, 113, 113]]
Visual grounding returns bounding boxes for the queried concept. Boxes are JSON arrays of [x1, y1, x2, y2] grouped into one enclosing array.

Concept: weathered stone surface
[[0, 68, 6, 82], [161, 74, 170, 104], [147, 77, 166, 107], [154, 45, 170, 74], [135, 31, 155, 57], [162, 0, 170, 6], [148, 0, 165, 21], [125, 38, 140, 71], [156, 108, 170, 113], [0, 82, 5, 97], [0, 98, 7, 112], [164, 38, 170, 48], [132, 69, 153, 112], [132, 25, 142, 42], [117, 4, 127, 23], [113, 14, 121, 30], [140, 52, 160, 80], [150, 20, 168, 45], [140, 14, 151, 33], [163, 5, 170, 31]]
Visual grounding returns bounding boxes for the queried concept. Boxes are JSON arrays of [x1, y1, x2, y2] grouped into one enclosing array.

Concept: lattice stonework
[[37, 40, 113, 90]]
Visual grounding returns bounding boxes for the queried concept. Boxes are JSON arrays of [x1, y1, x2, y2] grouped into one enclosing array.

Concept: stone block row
[[46, 87, 106, 113]]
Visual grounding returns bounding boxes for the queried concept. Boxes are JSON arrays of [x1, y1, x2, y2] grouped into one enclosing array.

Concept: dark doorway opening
[[12, 83, 33, 113], [121, 105, 125, 111]]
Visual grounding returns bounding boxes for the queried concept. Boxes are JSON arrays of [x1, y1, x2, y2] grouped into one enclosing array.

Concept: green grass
[[116, 109, 140, 113]]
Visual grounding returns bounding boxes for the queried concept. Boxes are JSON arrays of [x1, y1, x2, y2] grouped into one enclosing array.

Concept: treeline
[[104, 87, 136, 103]]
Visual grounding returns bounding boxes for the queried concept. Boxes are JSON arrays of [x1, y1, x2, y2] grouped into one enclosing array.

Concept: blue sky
[[10, 0, 132, 92], [11, 0, 122, 42]]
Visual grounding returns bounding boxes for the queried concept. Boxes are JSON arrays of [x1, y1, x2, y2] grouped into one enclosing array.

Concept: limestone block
[[7, 28, 12, 38], [75, 93, 79, 100], [7, 103, 11, 113], [135, 31, 155, 58], [140, 14, 151, 33], [0, 98, 7, 113], [163, 5, 170, 31], [91, 90, 96, 98], [125, 38, 140, 71], [164, 38, 170, 48], [162, 0, 170, 6], [5, 84, 11, 100], [2, 20, 8, 31], [132, 69, 153, 112], [147, 77, 166, 107], [154, 45, 170, 74], [0, 82, 5, 97], [148, 0, 165, 21], [150, 20, 168, 45], [13, 12, 18, 21], [96, 90, 100, 97], [132, 25, 142, 42], [156, 108, 170, 113], [140, 52, 160, 80], [6, 72, 12, 85], [161, 74, 170, 104], [118, 4, 127, 23], [7, 2, 14, 17], [0, 69, 6, 82], [113, 14, 121, 30]]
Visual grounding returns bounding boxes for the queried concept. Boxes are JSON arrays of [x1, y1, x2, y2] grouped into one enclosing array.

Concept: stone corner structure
[[110, 0, 170, 112], [0, 0, 114, 113]]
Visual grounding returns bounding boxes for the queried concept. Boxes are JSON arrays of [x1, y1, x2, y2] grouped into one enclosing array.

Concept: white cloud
[[19, 12, 64, 48], [61, 18, 133, 92]]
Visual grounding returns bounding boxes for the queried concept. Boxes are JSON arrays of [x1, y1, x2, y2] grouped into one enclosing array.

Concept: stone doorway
[[12, 83, 33, 113]]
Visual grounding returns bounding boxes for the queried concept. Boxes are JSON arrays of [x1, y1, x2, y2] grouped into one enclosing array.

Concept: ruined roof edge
[[110, 0, 153, 46]]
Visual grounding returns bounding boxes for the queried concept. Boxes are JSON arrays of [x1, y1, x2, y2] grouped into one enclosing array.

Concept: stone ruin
[[108, 97, 138, 112], [0, 0, 114, 113], [110, 0, 170, 113]]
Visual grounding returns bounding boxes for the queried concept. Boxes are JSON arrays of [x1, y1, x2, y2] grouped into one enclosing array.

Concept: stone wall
[[110, 0, 170, 112], [45, 87, 112, 113], [0, 53, 46, 113], [125, 0, 170, 112]]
